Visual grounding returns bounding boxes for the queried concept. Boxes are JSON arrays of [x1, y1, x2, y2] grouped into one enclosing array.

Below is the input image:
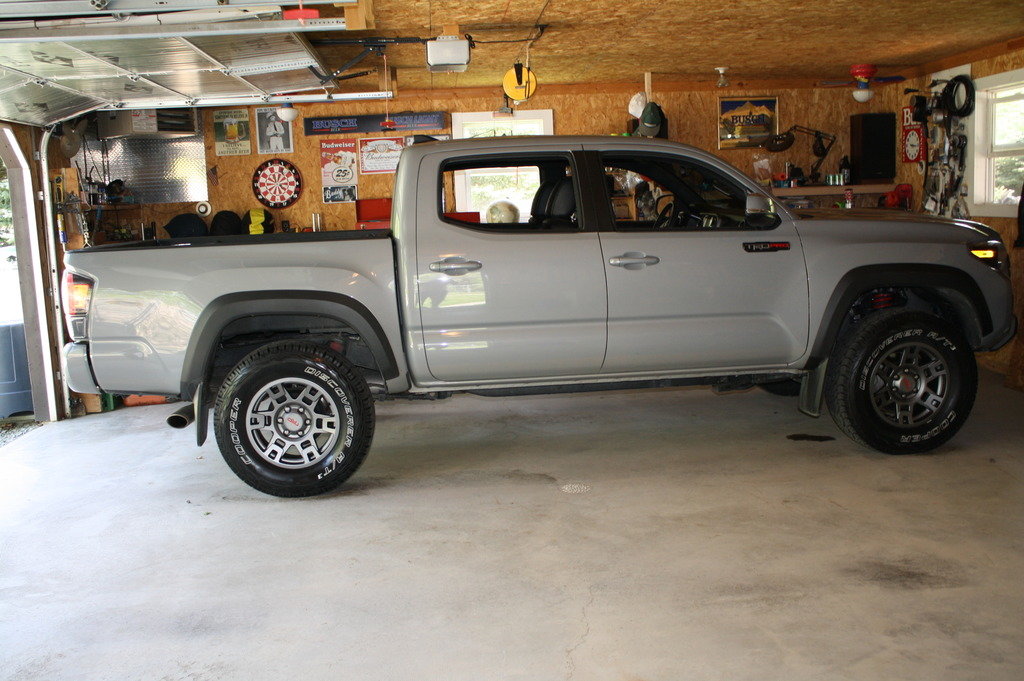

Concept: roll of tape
[[195, 201, 212, 217]]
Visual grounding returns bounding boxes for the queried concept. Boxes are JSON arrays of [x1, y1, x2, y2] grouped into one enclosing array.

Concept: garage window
[[966, 68, 1024, 217]]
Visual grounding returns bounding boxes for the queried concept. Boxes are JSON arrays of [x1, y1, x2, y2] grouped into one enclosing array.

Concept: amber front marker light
[[967, 241, 1009, 275]]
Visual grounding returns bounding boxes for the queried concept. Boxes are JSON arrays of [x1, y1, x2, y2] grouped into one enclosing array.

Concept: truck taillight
[[62, 270, 94, 340]]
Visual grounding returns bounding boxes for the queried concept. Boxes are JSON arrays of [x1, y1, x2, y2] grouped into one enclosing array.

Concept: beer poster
[[213, 109, 251, 156], [320, 138, 358, 203], [718, 97, 778, 149], [358, 137, 405, 174]]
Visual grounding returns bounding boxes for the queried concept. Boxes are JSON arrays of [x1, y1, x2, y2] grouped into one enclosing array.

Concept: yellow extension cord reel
[[502, 62, 537, 103]]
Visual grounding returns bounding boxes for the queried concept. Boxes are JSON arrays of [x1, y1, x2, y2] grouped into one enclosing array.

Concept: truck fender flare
[[807, 264, 990, 367], [179, 290, 399, 400]]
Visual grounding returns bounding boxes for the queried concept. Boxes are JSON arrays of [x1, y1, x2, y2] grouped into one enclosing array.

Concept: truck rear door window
[[439, 157, 580, 231]]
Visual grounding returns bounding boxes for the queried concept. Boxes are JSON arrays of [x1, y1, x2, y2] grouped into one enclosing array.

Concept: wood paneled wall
[[201, 84, 882, 229]]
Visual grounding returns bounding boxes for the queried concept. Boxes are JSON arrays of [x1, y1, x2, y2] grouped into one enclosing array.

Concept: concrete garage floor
[[1, 371, 1022, 681]]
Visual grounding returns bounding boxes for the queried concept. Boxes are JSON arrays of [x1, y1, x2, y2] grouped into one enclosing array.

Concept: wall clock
[[252, 158, 302, 208], [902, 127, 926, 164]]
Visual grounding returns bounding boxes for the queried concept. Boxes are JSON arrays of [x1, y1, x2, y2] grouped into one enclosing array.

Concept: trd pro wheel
[[213, 341, 375, 497], [825, 310, 977, 454]]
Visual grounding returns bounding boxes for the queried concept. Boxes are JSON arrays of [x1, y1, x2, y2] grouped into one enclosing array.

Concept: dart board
[[252, 158, 302, 208]]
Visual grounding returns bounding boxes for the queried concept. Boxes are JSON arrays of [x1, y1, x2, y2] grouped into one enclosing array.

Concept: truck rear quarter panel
[[68, 239, 401, 395]]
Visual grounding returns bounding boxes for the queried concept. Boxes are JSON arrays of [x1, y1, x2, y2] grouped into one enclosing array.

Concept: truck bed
[[65, 228, 401, 396], [75, 228, 392, 253]]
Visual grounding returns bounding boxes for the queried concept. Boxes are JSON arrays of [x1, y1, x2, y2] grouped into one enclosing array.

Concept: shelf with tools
[[771, 183, 896, 197], [87, 204, 141, 211]]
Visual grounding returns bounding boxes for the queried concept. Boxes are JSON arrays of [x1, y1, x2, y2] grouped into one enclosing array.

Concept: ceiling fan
[[820, 64, 906, 102]]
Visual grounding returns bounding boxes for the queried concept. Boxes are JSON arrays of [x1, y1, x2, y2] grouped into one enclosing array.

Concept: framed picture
[[718, 97, 778, 149], [323, 185, 357, 204], [255, 106, 294, 155], [213, 109, 251, 156], [358, 137, 405, 174]]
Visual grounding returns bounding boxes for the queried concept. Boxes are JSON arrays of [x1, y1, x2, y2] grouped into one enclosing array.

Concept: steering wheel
[[652, 201, 676, 230]]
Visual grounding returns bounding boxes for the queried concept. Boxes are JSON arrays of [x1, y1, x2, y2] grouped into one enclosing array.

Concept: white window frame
[[450, 110, 554, 212], [966, 66, 1024, 218]]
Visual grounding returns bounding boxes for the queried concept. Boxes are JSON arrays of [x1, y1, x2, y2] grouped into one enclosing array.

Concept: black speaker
[[850, 113, 896, 183]]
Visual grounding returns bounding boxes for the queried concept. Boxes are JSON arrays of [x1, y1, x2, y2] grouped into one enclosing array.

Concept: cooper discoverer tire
[[824, 310, 976, 454], [213, 341, 375, 497]]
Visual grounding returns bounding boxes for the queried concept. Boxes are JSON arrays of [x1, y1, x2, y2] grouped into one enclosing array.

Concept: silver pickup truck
[[61, 136, 1016, 497]]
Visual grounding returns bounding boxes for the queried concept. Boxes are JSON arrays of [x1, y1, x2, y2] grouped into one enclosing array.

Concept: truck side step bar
[[467, 374, 796, 398]]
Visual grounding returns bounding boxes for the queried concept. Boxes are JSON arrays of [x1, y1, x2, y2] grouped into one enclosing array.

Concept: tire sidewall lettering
[[846, 315, 973, 450], [227, 357, 361, 484]]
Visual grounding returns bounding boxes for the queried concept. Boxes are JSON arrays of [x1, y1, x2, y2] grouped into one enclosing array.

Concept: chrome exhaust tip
[[167, 403, 194, 429]]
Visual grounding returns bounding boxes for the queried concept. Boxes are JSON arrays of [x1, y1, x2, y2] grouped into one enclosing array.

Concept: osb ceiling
[[311, 0, 1024, 91]]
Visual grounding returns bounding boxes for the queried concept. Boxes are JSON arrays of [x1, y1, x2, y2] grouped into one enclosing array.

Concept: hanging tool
[[52, 176, 68, 245]]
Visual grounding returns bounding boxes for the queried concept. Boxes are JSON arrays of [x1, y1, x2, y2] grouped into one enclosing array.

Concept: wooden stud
[[376, 66, 397, 95], [342, 0, 375, 31], [644, 72, 652, 100], [442, 24, 461, 37]]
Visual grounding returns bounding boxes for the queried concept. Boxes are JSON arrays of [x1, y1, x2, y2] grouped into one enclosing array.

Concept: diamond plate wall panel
[[96, 134, 208, 204]]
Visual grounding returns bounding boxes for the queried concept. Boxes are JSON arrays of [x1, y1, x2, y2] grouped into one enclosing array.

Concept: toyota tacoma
[[61, 136, 1016, 496]]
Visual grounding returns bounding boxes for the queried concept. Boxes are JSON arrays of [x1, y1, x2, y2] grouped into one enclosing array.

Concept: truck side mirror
[[745, 193, 782, 230]]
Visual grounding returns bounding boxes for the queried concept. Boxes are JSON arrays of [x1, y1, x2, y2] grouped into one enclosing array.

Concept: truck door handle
[[609, 252, 660, 270], [429, 257, 483, 275]]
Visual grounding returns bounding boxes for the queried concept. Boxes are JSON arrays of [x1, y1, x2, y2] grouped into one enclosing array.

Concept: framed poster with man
[[255, 107, 294, 155]]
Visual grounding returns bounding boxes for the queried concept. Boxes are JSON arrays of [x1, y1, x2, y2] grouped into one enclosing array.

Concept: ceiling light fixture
[[276, 102, 299, 122], [851, 88, 875, 103], [715, 67, 729, 88]]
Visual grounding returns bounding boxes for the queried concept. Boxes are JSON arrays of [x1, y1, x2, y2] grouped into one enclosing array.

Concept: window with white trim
[[449, 110, 554, 216], [967, 68, 1024, 217], [989, 85, 1024, 203]]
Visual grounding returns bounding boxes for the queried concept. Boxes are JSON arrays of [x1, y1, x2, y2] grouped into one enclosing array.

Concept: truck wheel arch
[[808, 264, 992, 367], [179, 290, 399, 400]]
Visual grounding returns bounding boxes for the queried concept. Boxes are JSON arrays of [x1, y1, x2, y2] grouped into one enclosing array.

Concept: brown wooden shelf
[[772, 183, 896, 197], [89, 203, 140, 211]]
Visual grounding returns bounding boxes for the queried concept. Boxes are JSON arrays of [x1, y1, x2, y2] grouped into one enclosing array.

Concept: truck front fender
[[807, 264, 991, 368]]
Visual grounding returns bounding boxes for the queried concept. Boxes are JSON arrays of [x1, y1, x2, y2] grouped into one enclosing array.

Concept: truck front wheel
[[824, 310, 977, 454], [213, 341, 375, 497]]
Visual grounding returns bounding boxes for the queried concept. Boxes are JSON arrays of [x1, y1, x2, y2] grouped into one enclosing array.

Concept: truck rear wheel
[[824, 310, 976, 454], [213, 341, 375, 497]]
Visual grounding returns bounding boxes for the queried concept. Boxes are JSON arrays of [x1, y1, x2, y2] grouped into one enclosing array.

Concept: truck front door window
[[602, 154, 750, 231]]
